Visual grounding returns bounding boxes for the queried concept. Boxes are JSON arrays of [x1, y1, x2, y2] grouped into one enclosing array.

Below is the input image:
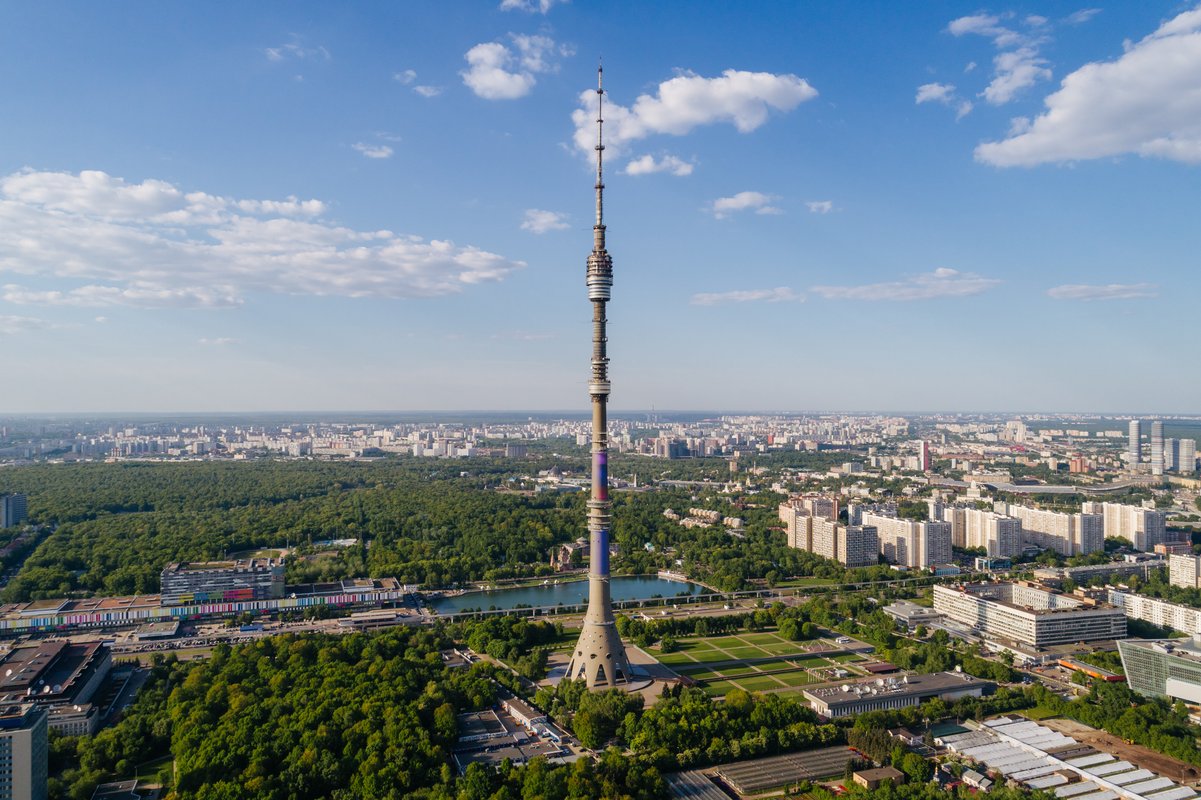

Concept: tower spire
[[594, 63, 606, 250]]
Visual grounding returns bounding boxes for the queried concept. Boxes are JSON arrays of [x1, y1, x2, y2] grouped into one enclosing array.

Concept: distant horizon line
[[2, 409, 1199, 419]]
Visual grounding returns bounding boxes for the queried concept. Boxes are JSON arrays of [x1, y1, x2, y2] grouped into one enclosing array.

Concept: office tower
[[1151, 420, 1164, 476], [0, 494, 27, 529], [1128, 419, 1141, 465], [1119, 638, 1201, 704], [566, 67, 631, 689], [0, 704, 48, 800]]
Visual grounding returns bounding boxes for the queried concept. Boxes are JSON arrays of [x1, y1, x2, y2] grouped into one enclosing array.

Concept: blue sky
[[1, 1, 1198, 413]]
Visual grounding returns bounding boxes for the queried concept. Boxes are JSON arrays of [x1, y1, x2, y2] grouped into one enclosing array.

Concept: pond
[[428, 574, 707, 615]]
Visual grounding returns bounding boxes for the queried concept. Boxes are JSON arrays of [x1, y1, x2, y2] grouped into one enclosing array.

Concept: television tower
[[566, 65, 632, 688]]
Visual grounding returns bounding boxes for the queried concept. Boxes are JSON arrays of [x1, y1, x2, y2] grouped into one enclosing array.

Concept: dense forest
[[0, 458, 896, 600]]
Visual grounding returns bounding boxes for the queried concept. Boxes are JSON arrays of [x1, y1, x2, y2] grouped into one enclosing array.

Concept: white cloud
[[1046, 283, 1158, 300], [414, 85, 442, 98], [352, 142, 394, 159], [394, 69, 417, 84], [265, 37, 330, 63], [572, 69, 817, 155], [916, 82, 956, 104], [948, 11, 1051, 105], [499, 0, 564, 12], [199, 337, 239, 346], [983, 46, 1051, 104], [461, 34, 569, 100], [520, 209, 569, 234], [0, 169, 523, 309], [0, 315, 51, 335], [977, 6, 1201, 166], [1066, 8, 1101, 25], [710, 191, 782, 219], [94, 316, 108, 323], [623, 154, 694, 176], [811, 268, 1000, 301], [806, 200, 834, 214], [690, 287, 801, 306]]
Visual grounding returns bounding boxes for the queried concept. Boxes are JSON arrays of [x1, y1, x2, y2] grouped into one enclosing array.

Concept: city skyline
[[2, 2, 1201, 412]]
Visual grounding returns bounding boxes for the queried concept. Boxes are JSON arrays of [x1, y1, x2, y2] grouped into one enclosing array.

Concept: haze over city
[[2, 2, 1199, 413]]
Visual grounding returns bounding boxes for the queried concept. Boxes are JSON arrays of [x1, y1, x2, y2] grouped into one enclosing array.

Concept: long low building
[[0, 578, 407, 637], [803, 671, 994, 718], [1107, 590, 1201, 636], [934, 582, 1127, 650]]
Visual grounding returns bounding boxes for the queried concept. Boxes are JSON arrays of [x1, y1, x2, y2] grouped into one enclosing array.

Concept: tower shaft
[[566, 66, 631, 688]]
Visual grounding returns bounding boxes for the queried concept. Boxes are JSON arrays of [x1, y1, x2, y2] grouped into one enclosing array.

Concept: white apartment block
[[954, 508, 1022, 558], [1168, 553, 1201, 589], [999, 504, 1104, 557], [806, 518, 879, 568], [863, 512, 952, 569], [934, 583, 1127, 649], [1083, 502, 1168, 551], [1107, 590, 1201, 635]]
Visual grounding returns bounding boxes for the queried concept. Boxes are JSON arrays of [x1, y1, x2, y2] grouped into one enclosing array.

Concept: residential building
[[0, 495, 27, 529], [933, 582, 1127, 649], [1118, 637, 1201, 703], [1128, 420, 1141, 465], [159, 559, 285, 606], [1169, 553, 1201, 590], [1108, 590, 1201, 635], [1151, 421, 1165, 476], [803, 672, 995, 718], [806, 518, 878, 568], [1083, 502, 1169, 552], [1032, 558, 1165, 589], [954, 508, 1021, 557], [999, 503, 1104, 557], [0, 704, 47, 800], [847, 501, 896, 526], [1173, 438, 1197, 474], [863, 513, 951, 569]]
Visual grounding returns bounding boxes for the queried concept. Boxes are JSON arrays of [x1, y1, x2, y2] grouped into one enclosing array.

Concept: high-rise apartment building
[[806, 518, 879, 568], [916, 440, 931, 472], [1151, 420, 1165, 476], [1128, 419, 1141, 465], [0, 704, 47, 800], [957, 508, 1022, 557], [999, 503, 1104, 557], [1169, 553, 1201, 589], [1083, 502, 1169, 552], [1172, 438, 1196, 473], [0, 495, 27, 529], [863, 513, 952, 569]]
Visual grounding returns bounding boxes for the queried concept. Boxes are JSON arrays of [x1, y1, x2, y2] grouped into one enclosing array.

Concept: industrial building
[[941, 716, 1199, 800], [802, 671, 994, 718], [0, 704, 47, 800], [1118, 637, 1201, 704], [159, 558, 285, 606], [933, 582, 1127, 649]]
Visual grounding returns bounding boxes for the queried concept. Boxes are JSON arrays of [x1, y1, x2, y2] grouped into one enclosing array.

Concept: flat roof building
[[1107, 590, 1201, 636], [934, 582, 1127, 649], [160, 558, 284, 606], [864, 513, 951, 569], [803, 671, 995, 718], [0, 703, 47, 800]]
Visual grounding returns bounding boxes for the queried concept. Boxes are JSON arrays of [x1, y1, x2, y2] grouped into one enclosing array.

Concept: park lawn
[[778, 577, 838, 587], [790, 654, 831, 667], [774, 671, 814, 687], [1020, 706, 1061, 721], [719, 666, 767, 679], [758, 642, 811, 656], [829, 653, 863, 663], [734, 674, 788, 691], [701, 680, 736, 698], [722, 646, 768, 659], [739, 632, 788, 645], [656, 651, 701, 665]]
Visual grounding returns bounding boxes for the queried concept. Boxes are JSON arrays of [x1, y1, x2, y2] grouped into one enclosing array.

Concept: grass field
[[655, 630, 865, 698]]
